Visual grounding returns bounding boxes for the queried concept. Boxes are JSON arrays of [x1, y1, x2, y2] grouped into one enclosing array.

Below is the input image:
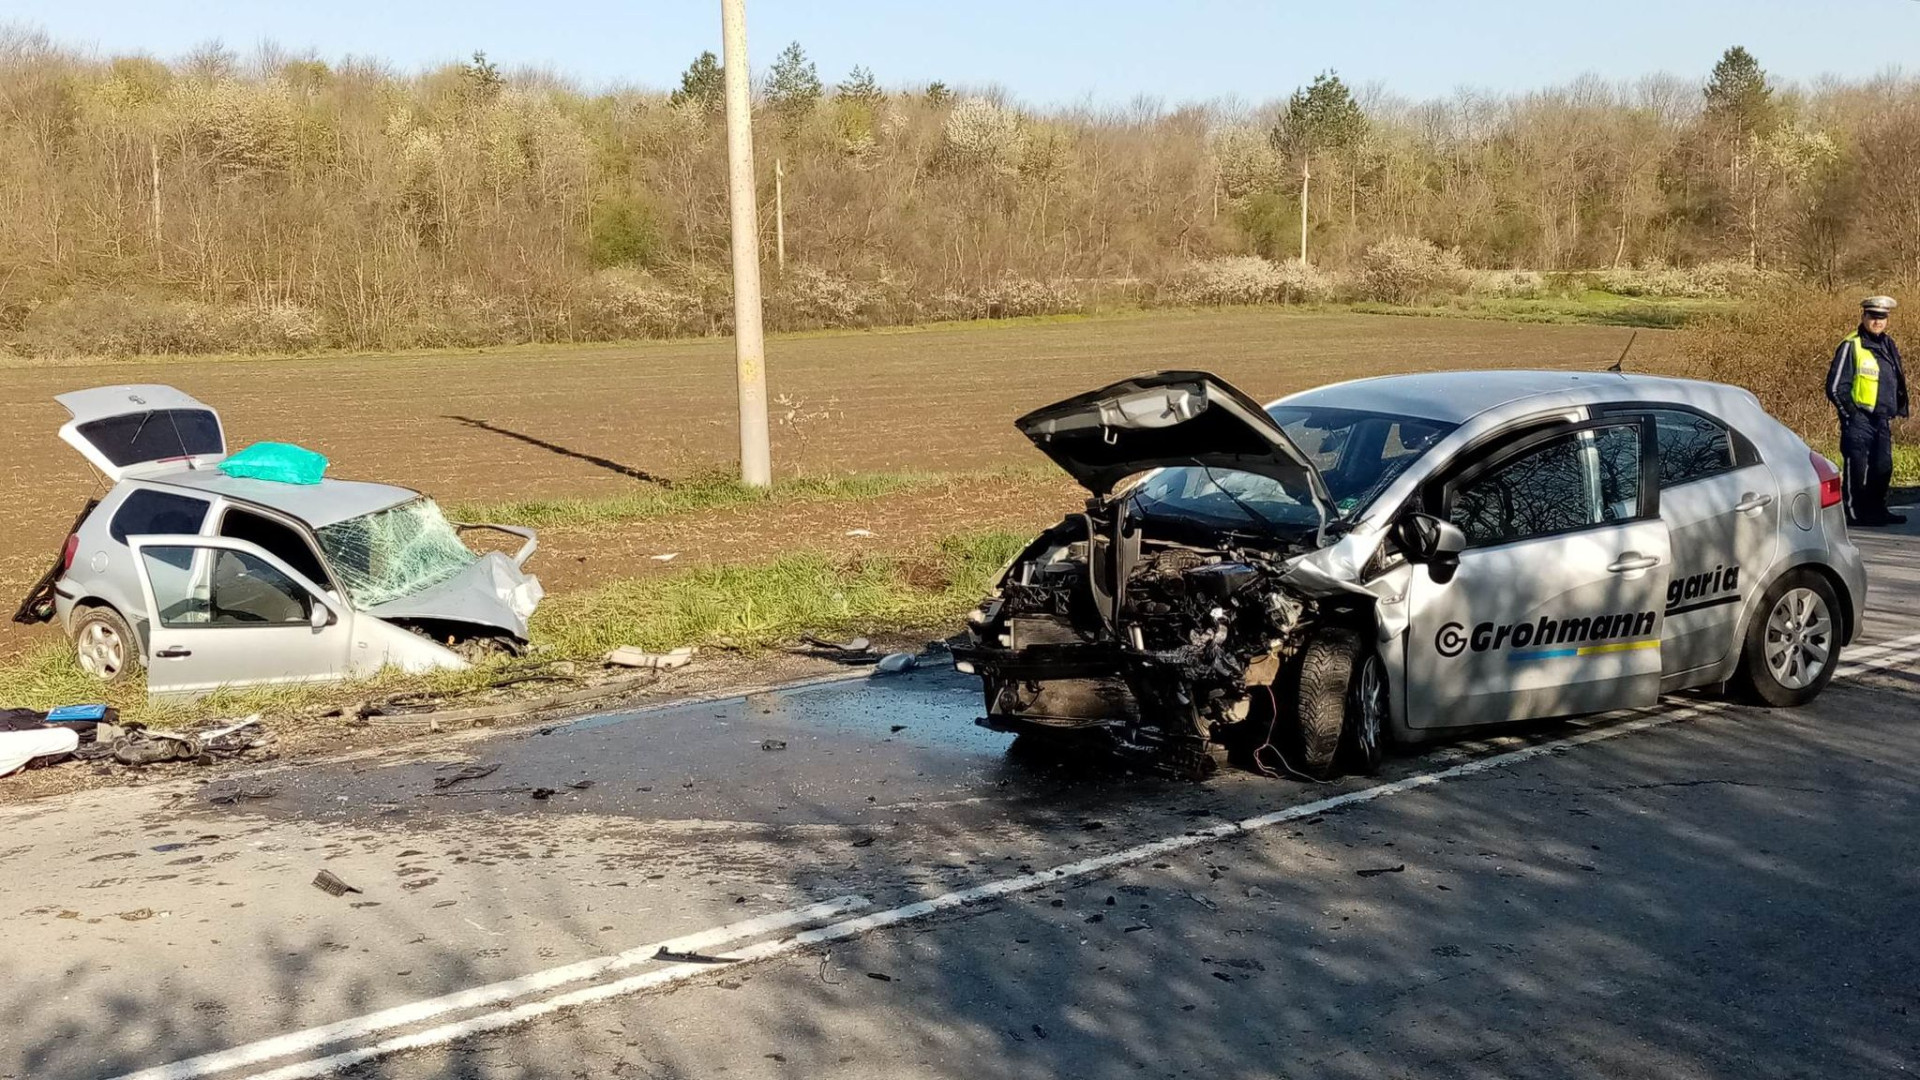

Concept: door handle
[[154, 646, 192, 659], [1606, 553, 1661, 573], [1734, 492, 1774, 514]]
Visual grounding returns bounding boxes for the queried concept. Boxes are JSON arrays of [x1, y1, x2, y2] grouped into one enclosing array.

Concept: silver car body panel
[[1274, 371, 1865, 739], [129, 535, 466, 700]]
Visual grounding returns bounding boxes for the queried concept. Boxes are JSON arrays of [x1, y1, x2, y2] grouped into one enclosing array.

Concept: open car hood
[[363, 553, 544, 641], [1016, 370, 1334, 528]]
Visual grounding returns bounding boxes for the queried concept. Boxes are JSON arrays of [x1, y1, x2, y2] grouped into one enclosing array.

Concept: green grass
[[445, 467, 1056, 530], [0, 529, 1032, 726]]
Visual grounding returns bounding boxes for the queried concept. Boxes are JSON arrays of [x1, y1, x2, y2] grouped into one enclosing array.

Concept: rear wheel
[[72, 605, 141, 685], [1730, 570, 1840, 707]]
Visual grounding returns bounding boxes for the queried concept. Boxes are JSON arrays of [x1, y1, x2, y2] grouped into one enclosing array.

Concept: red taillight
[[1811, 452, 1843, 509], [58, 533, 79, 574]]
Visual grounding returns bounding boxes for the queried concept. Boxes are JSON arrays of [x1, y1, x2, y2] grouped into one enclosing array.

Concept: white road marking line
[[1837, 630, 1920, 659], [111, 896, 870, 1080], [212, 640, 1920, 1080]]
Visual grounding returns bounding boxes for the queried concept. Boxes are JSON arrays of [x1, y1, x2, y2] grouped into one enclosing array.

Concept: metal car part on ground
[[16, 384, 545, 700], [952, 369, 1866, 779]]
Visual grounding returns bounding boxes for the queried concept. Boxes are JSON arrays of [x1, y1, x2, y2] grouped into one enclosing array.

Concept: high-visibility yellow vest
[[1848, 332, 1880, 410]]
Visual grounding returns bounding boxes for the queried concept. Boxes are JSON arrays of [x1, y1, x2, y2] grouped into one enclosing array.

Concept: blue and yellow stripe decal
[[1509, 638, 1660, 663]]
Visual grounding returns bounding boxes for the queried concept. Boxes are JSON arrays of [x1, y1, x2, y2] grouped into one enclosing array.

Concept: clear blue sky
[[7, 0, 1913, 104]]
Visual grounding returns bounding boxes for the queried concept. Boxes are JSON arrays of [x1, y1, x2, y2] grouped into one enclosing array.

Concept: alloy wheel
[[1353, 652, 1388, 756], [77, 620, 126, 679], [1764, 587, 1832, 691]]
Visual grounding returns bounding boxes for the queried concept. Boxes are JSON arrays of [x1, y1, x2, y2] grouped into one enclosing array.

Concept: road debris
[[761, 739, 788, 752], [206, 785, 278, 805], [1356, 864, 1406, 878], [1186, 891, 1219, 911], [650, 552, 679, 562], [0, 725, 79, 777], [530, 787, 556, 800], [432, 763, 501, 790], [654, 946, 737, 965], [872, 652, 918, 676], [605, 645, 695, 670], [866, 971, 892, 982], [313, 870, 362, 897]]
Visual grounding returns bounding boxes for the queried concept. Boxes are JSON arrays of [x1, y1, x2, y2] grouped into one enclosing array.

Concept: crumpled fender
[[363, 552, 544, 640]]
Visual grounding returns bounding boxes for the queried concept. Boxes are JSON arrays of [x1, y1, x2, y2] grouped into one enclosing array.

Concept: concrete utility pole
[[722, 0, 772, 487], [1298, 160, 1311, 265]]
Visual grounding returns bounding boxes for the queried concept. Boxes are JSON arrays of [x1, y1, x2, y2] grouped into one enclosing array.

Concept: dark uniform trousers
[[1840, 408, 1895, 523]]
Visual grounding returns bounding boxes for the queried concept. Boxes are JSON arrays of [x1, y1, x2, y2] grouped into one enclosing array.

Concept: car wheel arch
[[1737, 557, 1855, 650]]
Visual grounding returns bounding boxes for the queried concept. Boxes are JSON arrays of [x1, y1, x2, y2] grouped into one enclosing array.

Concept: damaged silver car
[[15, 385, 545, 698], [953, 370, 1865, 779]]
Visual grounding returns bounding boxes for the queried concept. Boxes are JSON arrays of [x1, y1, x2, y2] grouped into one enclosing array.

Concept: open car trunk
[[55, 385, 226, 482]]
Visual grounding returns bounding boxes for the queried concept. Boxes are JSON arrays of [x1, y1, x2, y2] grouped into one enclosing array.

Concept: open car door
[[55, 385, 226, 482], [130, 535, 352, 699]]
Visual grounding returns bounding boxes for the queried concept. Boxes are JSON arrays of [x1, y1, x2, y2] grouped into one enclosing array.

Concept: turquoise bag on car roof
[[217, 442, 329, 485]]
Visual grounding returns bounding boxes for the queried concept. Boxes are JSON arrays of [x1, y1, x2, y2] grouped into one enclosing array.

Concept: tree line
[[0, 27, 1912, 355]]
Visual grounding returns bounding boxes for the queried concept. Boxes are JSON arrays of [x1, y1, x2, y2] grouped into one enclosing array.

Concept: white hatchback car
[[15, 385, 544, 698]]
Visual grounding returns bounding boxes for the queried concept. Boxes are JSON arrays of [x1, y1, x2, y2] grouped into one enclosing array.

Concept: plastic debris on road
[[605, 646, 695, 670]]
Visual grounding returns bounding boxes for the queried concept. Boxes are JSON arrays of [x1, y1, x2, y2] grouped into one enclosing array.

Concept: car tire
[[1730, 570, 1841, 708], [1342, 648, 1389, 776], [1293, 627, 1364, 780], [72, 605, 142, 685]]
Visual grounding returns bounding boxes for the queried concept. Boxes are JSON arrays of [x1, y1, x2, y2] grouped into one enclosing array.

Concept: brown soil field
[[0, 309, 1673, 658]]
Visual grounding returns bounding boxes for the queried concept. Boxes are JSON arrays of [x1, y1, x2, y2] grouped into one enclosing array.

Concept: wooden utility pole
[[150, 142, 164, 272], [721, 0, 771, 487], [774, 158, 786, 273]]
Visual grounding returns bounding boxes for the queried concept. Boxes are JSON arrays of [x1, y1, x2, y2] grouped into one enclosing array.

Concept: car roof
[[1274, 370, 1735, 424], [136, 469, 420, 528]]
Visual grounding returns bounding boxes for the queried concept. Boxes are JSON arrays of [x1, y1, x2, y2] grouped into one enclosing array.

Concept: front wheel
[[1730, 571, 1840, 707], [1292, 627, 1381, 780]]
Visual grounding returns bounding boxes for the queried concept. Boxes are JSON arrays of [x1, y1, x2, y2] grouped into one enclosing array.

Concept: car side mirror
[[309, 604, 334, 631], [1394, 512, 1467, 584]]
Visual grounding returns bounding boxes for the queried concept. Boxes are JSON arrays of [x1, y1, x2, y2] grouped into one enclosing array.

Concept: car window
[[1645, 409, 1737, 486], [109, 490, 210, 545], [141, 546, 313, 628], [75, 409, 222, 467], [1266, 405, 1457, 517], [219, 508, 329, 588], [1449, 424, 1642, 546]]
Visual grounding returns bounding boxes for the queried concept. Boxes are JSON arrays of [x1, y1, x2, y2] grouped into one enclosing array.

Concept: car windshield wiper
[[1197, 464, 1294, 537]]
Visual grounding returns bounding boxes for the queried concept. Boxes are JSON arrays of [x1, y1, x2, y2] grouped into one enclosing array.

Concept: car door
[[130, 536, 352, 698], [1405, 417, 1673, 728], [1598, 406, 1779, 677]]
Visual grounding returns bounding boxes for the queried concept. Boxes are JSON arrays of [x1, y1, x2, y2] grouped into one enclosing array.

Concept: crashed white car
[[953, 370, 1866, 779], [14, 385, 544, 698]]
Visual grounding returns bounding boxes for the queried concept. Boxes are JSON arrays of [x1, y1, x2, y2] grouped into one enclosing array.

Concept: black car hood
[[1016, 371, 1334, 530]]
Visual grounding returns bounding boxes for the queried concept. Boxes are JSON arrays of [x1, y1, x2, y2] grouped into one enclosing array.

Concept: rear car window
[[76, 409, 222, 467], [1646, 409, 1736, 486], [109, 490, 211, 544]]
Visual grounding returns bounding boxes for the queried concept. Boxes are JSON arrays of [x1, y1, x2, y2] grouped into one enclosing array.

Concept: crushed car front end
[[953, 371, 1452, 775]]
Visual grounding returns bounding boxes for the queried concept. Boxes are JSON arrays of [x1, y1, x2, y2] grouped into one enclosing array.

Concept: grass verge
[[0, 529, 1030, 727], [1352, 291, 1727, 328], [445, 467, 1056, 530]]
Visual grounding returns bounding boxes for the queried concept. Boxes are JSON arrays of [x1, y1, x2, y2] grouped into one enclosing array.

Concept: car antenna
[[1606, 331, 1637, 374]]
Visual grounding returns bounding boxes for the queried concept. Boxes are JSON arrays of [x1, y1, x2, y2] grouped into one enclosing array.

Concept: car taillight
[[1811, 451, 1843, 509], [58, 533, 79, 574]]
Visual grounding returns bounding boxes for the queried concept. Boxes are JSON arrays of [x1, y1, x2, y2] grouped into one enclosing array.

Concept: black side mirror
[[1393, 512, 1467, 584]]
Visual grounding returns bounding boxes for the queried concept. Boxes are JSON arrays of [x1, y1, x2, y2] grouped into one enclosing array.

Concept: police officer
[[1827, 295, 1908, 526]]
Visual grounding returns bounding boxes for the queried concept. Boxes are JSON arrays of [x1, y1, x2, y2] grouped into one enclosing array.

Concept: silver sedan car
[[952, 369, 1866, 778]]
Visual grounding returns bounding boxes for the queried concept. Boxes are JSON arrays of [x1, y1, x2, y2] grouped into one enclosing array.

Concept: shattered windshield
[[1129, 405, 1456, 533], [315, 498, 478, 607]]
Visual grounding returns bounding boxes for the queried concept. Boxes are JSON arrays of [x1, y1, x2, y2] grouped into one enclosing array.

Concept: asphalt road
[[5, 525, 1920, 1080]]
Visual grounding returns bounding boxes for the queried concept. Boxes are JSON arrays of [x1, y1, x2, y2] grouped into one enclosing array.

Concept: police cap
[[1862, 295, 1897, 316]]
